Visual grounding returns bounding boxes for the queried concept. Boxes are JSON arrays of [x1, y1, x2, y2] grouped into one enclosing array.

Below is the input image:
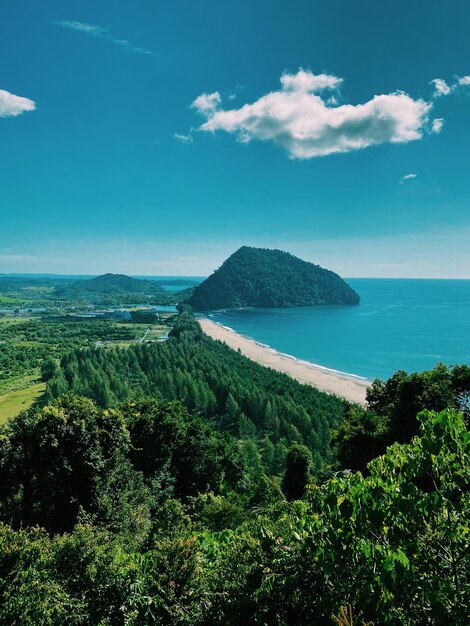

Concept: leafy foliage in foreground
[[0, 408, 468, 625], [186, 246, 360, 310], [258, 409, 469, 625], [332, 362, 470, 472], [0, 395, 244, 535]]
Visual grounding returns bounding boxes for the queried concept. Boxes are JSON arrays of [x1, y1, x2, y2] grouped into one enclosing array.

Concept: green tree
[[282, 443, 312, 500], [255, 409, 470, 625], [0, 395, 131, 533], [40, 356, 58, 381], [331, 403, 389, 472]]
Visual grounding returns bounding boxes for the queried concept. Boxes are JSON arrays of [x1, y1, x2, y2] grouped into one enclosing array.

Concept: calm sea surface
[[207, 279, 470, 381]]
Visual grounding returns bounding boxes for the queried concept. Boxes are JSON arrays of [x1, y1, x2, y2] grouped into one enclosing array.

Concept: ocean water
[[206, 279, 470, 381]]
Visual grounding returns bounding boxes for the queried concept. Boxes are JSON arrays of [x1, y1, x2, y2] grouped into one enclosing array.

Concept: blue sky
[[1, 0, 470, 277]]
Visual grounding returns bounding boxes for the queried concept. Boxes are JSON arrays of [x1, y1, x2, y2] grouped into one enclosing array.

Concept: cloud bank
[[0, 89, 36, 118], [191, 69, 437, 159], [4, 227, 469, 277], [55, 20, 155, 56]]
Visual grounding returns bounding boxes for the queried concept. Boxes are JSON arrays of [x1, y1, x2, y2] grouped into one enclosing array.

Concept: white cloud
[[192, 69, 433, 159], [174, 132, 193, 144], [280, 69, 342, 92], [54, 20, 155, 56], [431, 117, 444, 134], [430, 75, 470, 95], [0, 89, 36, 118], [430, 78, 452, 97], [399, 172, 417, 185], [57, 21, 105, 36], [192, 91, 221, 114]]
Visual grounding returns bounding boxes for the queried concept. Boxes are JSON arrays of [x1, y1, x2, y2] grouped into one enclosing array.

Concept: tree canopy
[[332, 363, 470, 472], [0, 407, 467, 625], [186, 246, 360, 310], [45, 312, 346, 475], [0, 310, 469, 625]]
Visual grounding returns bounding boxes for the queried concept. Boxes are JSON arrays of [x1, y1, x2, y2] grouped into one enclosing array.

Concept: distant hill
[[57, 273, 165, 296], [0, 276, 76, 290], [185, 246, 360, 311]]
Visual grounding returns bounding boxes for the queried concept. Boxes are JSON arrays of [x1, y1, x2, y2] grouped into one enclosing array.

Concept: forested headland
[[186, 246, 360, 310], [0, 310, 468, 625]]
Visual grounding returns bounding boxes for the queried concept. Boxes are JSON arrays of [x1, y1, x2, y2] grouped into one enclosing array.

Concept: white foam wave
[[202, 316, 371, 382]]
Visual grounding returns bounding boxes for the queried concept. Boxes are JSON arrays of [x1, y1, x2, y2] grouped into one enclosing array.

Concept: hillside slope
[[185, 246, 360, 310], [57, 273, 164, 296]]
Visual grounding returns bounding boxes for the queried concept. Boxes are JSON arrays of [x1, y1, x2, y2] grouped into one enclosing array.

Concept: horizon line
[[1, 273, 470, 281]]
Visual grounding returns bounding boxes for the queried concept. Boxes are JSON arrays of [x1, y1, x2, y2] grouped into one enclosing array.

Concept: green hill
[[57, 273, 164, 297], [185, 246, 360, 310]]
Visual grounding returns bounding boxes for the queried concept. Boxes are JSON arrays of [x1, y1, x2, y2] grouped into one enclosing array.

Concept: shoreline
[[198, 318, 370, 405]]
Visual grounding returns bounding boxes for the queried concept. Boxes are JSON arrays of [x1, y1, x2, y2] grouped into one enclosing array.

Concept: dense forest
[[186, 246, 360, 310], [44, 313, 345, 474], [0, 402, 468, 624], [0, 317, 139, 395], [0, 311, 468, 624]]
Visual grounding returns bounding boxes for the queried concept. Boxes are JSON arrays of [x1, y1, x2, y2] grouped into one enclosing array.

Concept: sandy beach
[[198, 318, 370, 405]]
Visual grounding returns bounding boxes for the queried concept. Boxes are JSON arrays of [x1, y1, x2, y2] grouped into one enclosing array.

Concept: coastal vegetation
[[3, 2, 469, 623], [0, 316, 146, 391], [0, 307, 468, 624], [185, 246, 360, 310], [333, 363, 470, 472], [44, 313, 344, 474]]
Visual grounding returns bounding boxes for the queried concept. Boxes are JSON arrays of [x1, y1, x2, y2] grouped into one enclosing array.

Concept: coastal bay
[[205, 279, 470, 381], [198, 317, 370, 404]]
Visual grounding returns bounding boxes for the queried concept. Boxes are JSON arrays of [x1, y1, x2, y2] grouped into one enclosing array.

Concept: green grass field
[[147, 325, 169, 340], [0, 382, 46, 425], [0, 373, 40, 396], [0, 312, 171, 425], [0, 316, 32, 325]]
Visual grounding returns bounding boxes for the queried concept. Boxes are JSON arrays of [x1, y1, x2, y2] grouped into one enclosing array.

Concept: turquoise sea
[[206, 279, 470, 381]]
